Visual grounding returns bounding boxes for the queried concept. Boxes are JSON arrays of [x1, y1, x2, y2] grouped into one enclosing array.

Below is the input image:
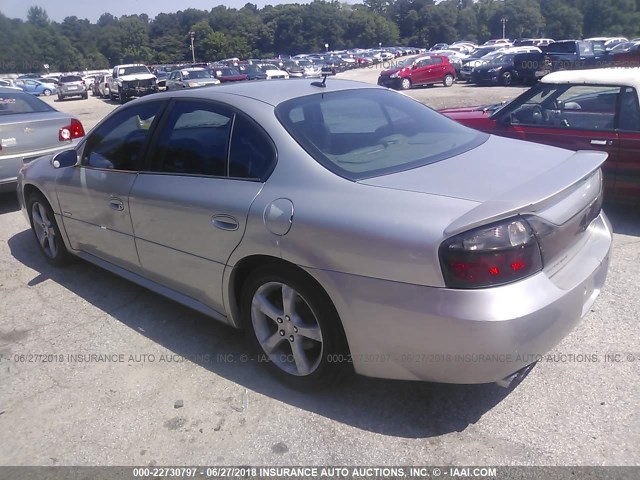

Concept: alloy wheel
[[31, 201, 58, 259], [251, 282, 323, 376]]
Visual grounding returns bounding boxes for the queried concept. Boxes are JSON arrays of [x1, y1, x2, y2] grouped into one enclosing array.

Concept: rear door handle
[[109, 198, 124, 211], [590, 139, 611, 146], [212, 214, 239, 231]]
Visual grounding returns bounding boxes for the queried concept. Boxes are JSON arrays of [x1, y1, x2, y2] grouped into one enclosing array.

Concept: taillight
[[439, 217, 543, 289], [59, 119, 85, 142]]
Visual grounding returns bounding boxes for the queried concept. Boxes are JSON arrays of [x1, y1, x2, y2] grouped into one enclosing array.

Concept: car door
[[495, 84, 620, 192], [129, 99, 275, 313], [412, 58, 431, 85], [428, 57, 446, 83], [613, 86, 640, 203], [56, 101, 165, 271], [22, 80, 36, 94]]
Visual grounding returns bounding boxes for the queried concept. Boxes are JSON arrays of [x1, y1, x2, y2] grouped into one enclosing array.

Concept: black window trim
[[614, 86, 640, 132], [78, 99, 169, 173], [141, 97, 278, 182]]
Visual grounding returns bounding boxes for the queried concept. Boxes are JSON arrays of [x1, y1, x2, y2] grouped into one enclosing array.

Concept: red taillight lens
[[59, 119, 85, 142], [440, 218, 543, 289]]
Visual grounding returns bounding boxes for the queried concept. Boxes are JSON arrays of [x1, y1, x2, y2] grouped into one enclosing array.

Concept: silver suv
[[57, 75, 88, 101]]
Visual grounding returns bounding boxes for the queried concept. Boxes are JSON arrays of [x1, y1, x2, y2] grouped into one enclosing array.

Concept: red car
[[440, 68, 640, 204], [378, 54, 456, 90], [209, 67, 248, 83]]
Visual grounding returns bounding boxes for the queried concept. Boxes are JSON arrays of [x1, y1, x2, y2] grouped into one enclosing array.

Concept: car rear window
[[276, 88, 487, 180], [0, 92, 55, 115], [60, 76, 82, 82]]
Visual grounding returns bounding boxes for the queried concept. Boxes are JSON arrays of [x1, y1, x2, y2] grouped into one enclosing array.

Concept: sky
[[0, 0, 317, 22]]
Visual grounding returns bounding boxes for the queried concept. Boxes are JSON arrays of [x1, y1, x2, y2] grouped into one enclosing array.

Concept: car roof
[[156, 78, 379, 106], [181, 68, 205, 72], [541, 67, 640, 90]]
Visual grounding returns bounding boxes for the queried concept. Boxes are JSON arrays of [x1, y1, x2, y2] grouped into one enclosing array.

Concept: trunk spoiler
[[444, 150, 607, 235]]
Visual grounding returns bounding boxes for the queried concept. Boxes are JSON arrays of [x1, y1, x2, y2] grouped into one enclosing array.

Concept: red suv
[[378, 55, 456, 90]]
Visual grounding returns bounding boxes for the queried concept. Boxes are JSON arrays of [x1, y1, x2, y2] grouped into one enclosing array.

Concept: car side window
[[82, 102, 162, 171], [617, 87, 640, 132], [510, 85, 618, 131], [150, 101, 232, 176], [432, 57, 443, 65], [229, 115, 276, 179]]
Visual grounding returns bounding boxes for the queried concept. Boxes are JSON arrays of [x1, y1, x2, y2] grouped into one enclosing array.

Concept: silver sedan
[[1, 88, 85, 193], [16, 79, 611, 389]]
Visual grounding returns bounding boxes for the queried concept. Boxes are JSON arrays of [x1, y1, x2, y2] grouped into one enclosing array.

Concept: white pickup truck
[[108, 64, 158, 104]]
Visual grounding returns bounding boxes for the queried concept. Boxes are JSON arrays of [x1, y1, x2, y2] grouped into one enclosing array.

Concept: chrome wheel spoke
[[282, 285, 297, 317], [262, 331, 285, 354], [38, 204, 49, 226], [32, 208, 43, 225], [291, 341, 312, 376], [296, 324, 322, 342], [253, 293, 282, 322], [46, 233, 57, 256], [36, 229, 47, 248]]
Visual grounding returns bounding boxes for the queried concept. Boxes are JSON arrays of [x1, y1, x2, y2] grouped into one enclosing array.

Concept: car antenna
[[311, 67, 335, 88]]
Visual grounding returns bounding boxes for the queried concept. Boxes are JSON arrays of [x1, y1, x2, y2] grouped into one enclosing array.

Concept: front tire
[[399, 78, 412, 90], [43, 89, 52, 96], [27, 193, 71, 267], [241, 265, 350, 390], [118, 88, 127, 104], [500, 71, 513, 86]]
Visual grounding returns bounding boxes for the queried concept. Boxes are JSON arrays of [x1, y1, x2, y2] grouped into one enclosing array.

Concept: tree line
[[1, 0, 640, 74]]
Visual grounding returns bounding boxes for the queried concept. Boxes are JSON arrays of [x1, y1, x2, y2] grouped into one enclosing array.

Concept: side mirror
[[52, 150, 78, 169]]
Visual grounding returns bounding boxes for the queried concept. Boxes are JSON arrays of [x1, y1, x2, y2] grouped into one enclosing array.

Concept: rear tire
[[443, 74, 454, 87], [82, 92, 88, 99], [27, 192, 72, 267], [109, 90, 115, 101], [240, 265, 350, 390]]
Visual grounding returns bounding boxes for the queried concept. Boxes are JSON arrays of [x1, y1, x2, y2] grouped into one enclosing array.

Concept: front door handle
[[109, 198, 124, 211], [590, 139, 611, 146], [212, 214, 239, 231]]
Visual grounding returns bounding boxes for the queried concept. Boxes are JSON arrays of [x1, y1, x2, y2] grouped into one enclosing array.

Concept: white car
[[257, 63, 289, 80]]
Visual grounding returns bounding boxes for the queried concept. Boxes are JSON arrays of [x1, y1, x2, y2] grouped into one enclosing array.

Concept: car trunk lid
[[359, 134, 607, 275], [0, 112, 71, 156]]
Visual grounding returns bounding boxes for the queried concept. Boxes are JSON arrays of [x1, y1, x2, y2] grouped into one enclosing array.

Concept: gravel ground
[[0, 71, 638, 467]]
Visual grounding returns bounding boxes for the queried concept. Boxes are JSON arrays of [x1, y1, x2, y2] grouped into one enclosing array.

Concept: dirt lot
[[0, 73, 639, 467]]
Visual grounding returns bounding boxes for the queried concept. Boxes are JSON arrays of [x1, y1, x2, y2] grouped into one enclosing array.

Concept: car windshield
[[469, 48, 495, 58], [259, 64, 279, 72], [120, 66, 150, 75], [492, 54, 515, 64], [276, 88, 487, 180], [60, 76, 82, 82], [183, 70, 210, 79], [0, 92, 55, 115], [400, 56, 418, 67], [220, 68, 240, 76], [298, 60, 313, 67]]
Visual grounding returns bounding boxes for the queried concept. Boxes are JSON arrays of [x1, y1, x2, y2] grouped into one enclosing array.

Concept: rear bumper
[[1, 143, 75, 191], [306, 212, 612, 384]]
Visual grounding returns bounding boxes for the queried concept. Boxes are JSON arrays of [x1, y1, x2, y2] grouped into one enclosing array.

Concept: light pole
[[324, 43, 329, 53], [190, 31, 196, 63], [501, 17, 508, 40]]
